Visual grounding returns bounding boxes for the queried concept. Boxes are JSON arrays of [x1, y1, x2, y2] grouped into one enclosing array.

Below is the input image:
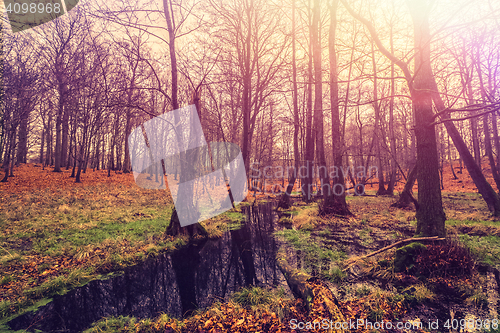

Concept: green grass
[[83, 315, 138, 333], [446, 219, 500, 228], [83, 313, 183, 333], [459, 234, 500, 268], [1, 184, 175, 257], [0, 181, 246, 324], [317, 229, 331, 237], [275, 229, 346, 275], [232, 286, 276, 307], [359, 227, 374, 246], [231, 286, 291, 319], [401, 284, 436, 305]]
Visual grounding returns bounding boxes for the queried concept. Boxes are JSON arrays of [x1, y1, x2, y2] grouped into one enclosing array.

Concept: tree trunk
[[75, 143, 84, 183], [321, 0, 351, 215], [311, 0, 327, 199], [433, 89, 500, 216], [240, 1, 252, 173], [39, 127, 45, 165], [163, 0, 207, 238], [484, 113, 500, 191], [16, 114, 28, 165], [1, 126, 14, 182], [387, 26, 397, 195], [302, 7, 314, 203], [470, 116, 481, 168], [61, 103, 69, 168], [372, 41, 387, 196], [391, 164, 418, 209], [448, 134, 458, 180], [53, 75, 64, 172], [278, 0, 299, 209], [409, 0, 446, 237], [53, 105, 62, 172], [45, 111, 52, 167], [122, 111, 133, 173], [493, 111, 500, 175]]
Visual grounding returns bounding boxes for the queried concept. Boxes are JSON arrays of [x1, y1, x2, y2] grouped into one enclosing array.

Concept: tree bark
[[278, 0, 299, 209], [321, 0, 351, 215], [53, 71, 64, 172], [311, 0, 327, 200], [163, 0, 206, 238], [448, 134, 458, 180], [484, 113, 500, 191], [240, 0, 252, 173], [409, 0, 446, 237], [391, 164, 418, 209], [16, 114, 28, 165], [387, 25, 397, 195], [61, 102, 69, 168], [372, 41, 387, 196], [302, 6, 315, 203]]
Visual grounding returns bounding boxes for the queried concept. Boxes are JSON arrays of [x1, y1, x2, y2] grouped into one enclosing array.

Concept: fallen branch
[[276, 248, 314, 311], [277, 248, 346, 333], [345, 236, 445, 267]]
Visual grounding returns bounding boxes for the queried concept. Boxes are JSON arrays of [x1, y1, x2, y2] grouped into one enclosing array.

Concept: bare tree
[[321, 0, 351, 215]]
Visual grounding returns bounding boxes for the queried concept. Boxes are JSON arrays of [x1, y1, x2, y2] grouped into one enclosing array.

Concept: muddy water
[[8, 203, 287, 332]]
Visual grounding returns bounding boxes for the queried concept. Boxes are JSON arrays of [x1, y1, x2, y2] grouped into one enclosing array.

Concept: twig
[[345, 236, 445, 266], [0, 245, 13, 257]]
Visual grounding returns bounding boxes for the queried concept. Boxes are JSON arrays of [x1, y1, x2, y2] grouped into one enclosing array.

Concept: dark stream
[[8, 203, 286, 332]]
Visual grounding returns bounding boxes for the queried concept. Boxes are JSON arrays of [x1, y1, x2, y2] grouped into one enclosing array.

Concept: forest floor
[[1, 162, 500, 332], [0, 164, 244, 328]]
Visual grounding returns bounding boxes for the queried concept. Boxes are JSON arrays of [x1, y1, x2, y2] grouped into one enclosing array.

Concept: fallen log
[[276, 248, 314, 310], [277, 248, 346, 332]]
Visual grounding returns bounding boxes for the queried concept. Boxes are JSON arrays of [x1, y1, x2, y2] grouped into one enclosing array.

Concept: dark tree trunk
[[433, 87, 500, 216], [321, 0, 351, 216], [165, 207, 208, 238], [470, 116, 481, 169], [448, 134, 458, 180], [75, 131, 86, 183], [302, 8, 314, 203], [409, 0, 446, 237], [122, 110, 132, 173], [45, 112, 52, 167], [484, 114, 500, 191], [391, 165, 418, 209], [277, 0, 299, 209], [16, 115, 28, 165], [311, 0, 327, 199], [61, 104, 69, 168], [39, 127, 45, 165], [163, 0, 207, 239], [387, 27, 397, 195], [1, 128, 14, 183], [71, 153, 76, 178], [493, 111, 500, 176], [240, 1, 252, 173], [372, 41, 387, 196], [53, 76, 64, 172]]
